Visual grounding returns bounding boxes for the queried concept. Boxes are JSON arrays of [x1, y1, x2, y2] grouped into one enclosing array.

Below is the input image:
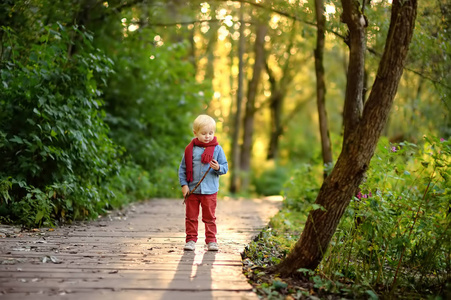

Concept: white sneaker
[[184, 240, 196, 251], [207, 242, 219, 251]]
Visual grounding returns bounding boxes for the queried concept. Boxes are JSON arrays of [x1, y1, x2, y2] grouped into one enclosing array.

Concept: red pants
[[185, 193, 217, 244]]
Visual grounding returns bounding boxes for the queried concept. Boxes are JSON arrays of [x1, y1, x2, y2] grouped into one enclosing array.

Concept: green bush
[[249, 137, 449, 298], [0, 24, 152, 227], [321, 136, 450, 297], [282, 163, 321, 212], [254, 165, 290, 196]]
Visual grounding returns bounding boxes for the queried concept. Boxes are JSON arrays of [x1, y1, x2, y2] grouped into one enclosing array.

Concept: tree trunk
[[314, 0, 333, 176], [265, 22, 297, 160], [274, 0, 418, 276], [204, 2, 219, 80], [230, 3, 245, 194], [240, 22, 267, 190], [267, 90, 284, 160], [341, 0, 367, 141], [68, 0, 98, 56], [165, 0, 197, 69]]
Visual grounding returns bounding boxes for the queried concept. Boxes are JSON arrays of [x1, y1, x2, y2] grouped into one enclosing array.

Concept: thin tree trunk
[[314, 0, 333, 176], [240, 21, 267, 190], [408, 73, 423, 140], [267, 90, 284, 160], [166, 0, 196, 69], [265, 61, 284, 160], [265, 21, 297, 160], [204, 2, 219, 80], [230, 3, 245, 194], [274, 0, 418, 275]]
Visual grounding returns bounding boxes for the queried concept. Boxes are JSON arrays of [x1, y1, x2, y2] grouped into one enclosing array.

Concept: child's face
[[194, 125, 215, 144]]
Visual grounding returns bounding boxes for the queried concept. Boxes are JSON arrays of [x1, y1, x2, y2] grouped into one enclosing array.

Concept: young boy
[[178, 115, 228, 251]]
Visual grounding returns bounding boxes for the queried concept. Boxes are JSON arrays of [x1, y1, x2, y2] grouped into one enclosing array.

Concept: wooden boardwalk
[[0, 198, 280, 299]]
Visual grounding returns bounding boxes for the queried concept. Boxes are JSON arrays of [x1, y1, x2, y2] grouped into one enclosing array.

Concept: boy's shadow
[[160, 250, 217, 299]]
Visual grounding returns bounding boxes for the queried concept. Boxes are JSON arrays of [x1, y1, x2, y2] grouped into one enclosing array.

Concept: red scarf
[[184, 137, 218, 182]]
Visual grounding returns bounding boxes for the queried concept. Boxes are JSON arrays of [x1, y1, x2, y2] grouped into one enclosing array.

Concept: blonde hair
[[193, 114, 216, 132]]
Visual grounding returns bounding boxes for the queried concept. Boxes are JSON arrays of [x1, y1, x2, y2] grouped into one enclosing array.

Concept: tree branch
[[116, 0, 448, 93], [214, 0, 316, 26], [341, 0, 365, 140]]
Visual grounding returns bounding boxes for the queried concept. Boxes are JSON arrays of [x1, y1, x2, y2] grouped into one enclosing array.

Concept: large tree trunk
[[274, 0, 418, 276], [240, 22, 267, 190], [314, 0, 333, 176], [230, 3, 245, 194]]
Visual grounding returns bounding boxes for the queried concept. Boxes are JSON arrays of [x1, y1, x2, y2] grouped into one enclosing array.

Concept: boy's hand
[[182, 185, 189, 198], [210, 159, 220, 171]]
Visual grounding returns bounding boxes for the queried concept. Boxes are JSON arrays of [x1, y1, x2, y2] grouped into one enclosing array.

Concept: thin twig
[[183, 166, 212, 204]]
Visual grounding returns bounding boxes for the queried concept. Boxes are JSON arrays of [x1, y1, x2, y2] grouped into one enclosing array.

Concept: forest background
[[0, 0, 450, 298]]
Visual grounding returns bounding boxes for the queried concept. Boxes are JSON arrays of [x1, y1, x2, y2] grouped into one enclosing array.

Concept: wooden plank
[[0, 267, 245, 279], [0, 290, 259, 300], [0, 198, 280, 299], [0, 277, 252, 290]]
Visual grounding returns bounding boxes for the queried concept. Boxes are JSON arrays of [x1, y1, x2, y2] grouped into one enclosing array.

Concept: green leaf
[[9, 135, 23, 144], [35, 210, 45, 223], [297, 268, 314, 276], [365, 290, 379, 300], [272, 280, 288, 290], [312, 203, 326, 211]]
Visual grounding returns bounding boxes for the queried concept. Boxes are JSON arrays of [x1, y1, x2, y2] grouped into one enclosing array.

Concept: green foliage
[[0, 24, 154, 227], [281, 163, 322, 212], [243, 211, 377, 299], [256, 280, 290, 299], [364, 0, 450, 141], [253, 165, 290, 196], [0, 1, 213, 226], [245, 137, 449, 299], [242, 224, 297, 299], [244, 228, 290, 268], [244, 210, 306, 268], [321, 136, 450, 297], [270, 136, 450, 298], [408, 1, 451, 125], [101, 26, 209, 198]]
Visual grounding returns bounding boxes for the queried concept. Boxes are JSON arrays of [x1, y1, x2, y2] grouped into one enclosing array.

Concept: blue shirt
[[178, 145, 228, 195]]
